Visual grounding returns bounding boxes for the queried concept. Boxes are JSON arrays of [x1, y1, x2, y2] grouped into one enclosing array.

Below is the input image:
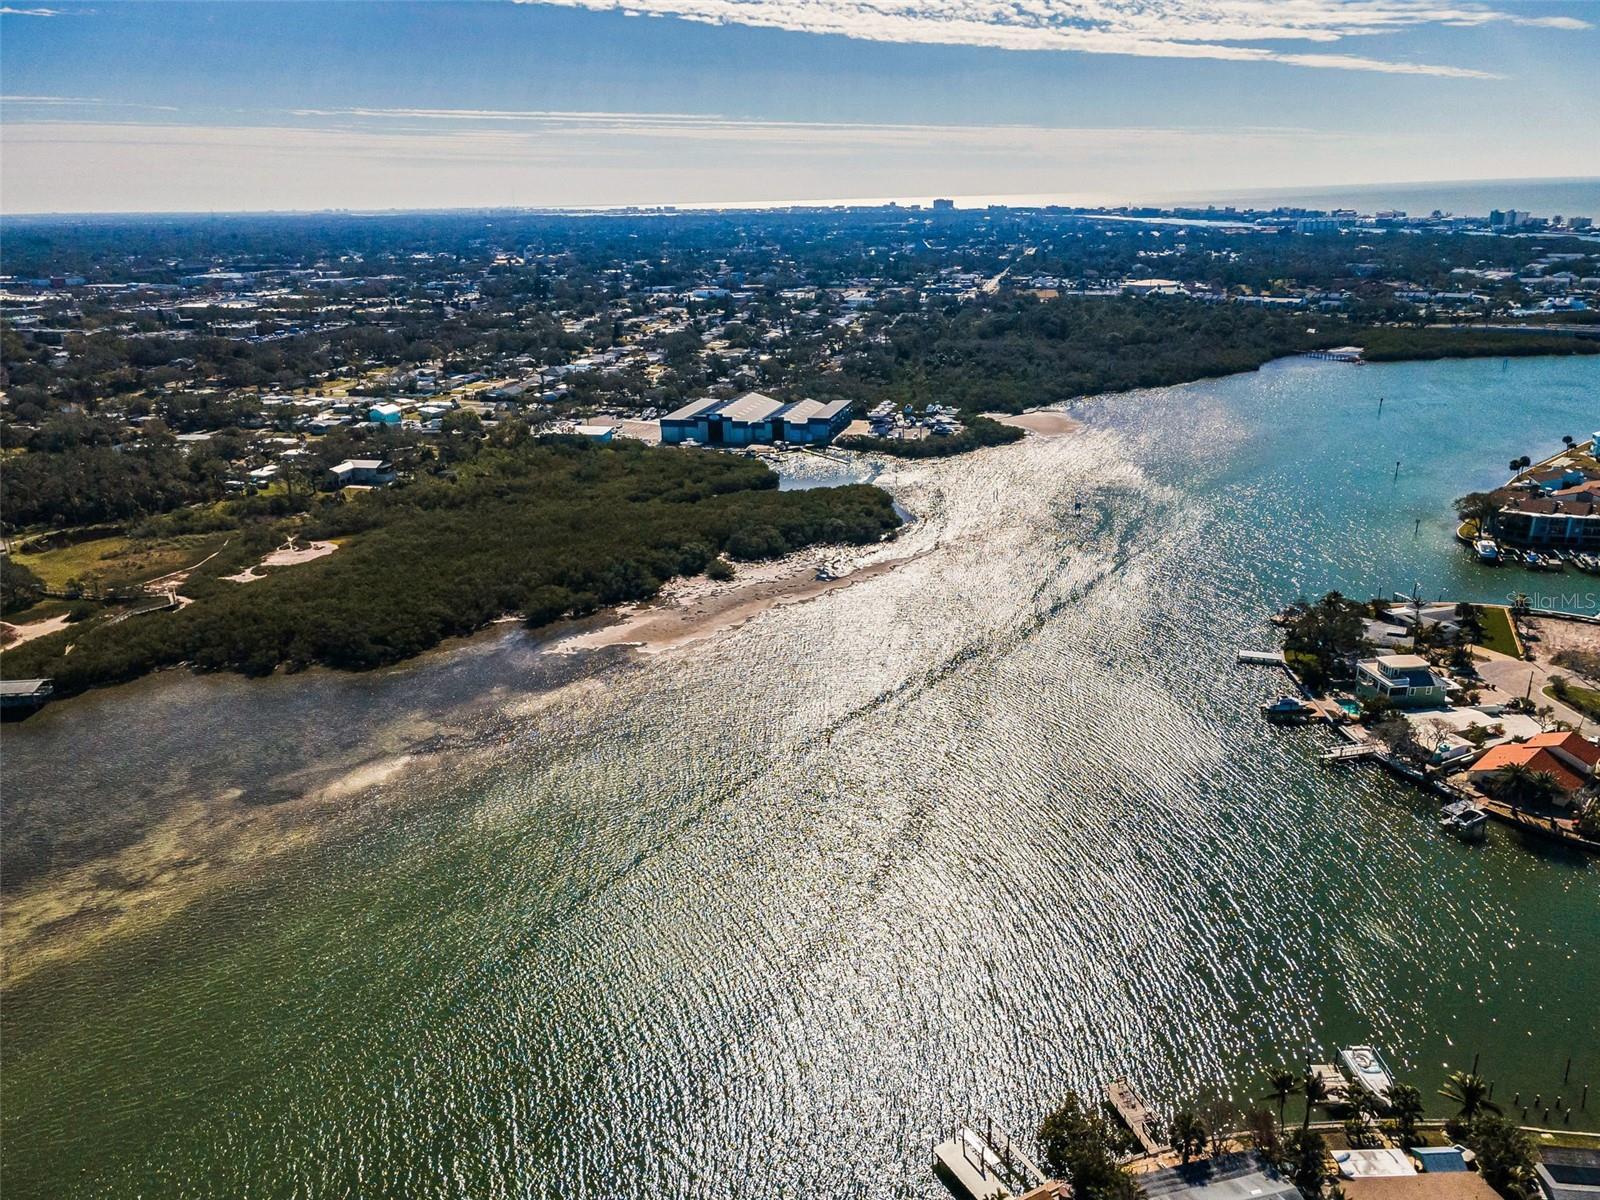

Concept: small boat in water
[[1263, 696, 1315, 723], [1340, 1045, 1396, 1102], [1474, 538, 1500, 564], [1440, 800, 1489, 842]]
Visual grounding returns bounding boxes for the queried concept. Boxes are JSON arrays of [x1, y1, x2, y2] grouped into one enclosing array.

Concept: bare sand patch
[[1524, 614, 1600, 684], [551, 545, 926, 656], [262, 540, 337, 567], [1, 613, 73, 648], [989, 409, 1082, 437], [225, 540, 338, 583]]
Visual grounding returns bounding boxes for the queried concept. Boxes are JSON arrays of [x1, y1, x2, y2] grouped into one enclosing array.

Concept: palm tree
[[1439, 1071, 1501, 1122], [1492, 763, 1540, 806], [1389, 1082, 1425, 1148], [1169, 1108, 1208, 1165], [1302, 1070, 1330, 1134], [1263, 1068, 1303, 1133]]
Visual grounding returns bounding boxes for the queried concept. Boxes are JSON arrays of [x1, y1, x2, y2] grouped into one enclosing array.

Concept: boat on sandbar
[[1340, 1045, 1396, 1102]]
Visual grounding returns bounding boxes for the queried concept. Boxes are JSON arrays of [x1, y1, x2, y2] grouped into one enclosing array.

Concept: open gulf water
[[2, 355, 1598, 1198]]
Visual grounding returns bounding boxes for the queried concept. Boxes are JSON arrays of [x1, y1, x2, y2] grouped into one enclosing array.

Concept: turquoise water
[[2, 355, 1597, 1198]]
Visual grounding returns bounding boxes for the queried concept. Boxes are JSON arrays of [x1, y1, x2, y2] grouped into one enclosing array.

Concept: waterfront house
[[1522, 730, 1600, 779], [1139, 1153, 1303, 1200], [1342, 1172, 1501, 1200], [1354, 654, 1449, 708], [1466, 744, 1587, 800]]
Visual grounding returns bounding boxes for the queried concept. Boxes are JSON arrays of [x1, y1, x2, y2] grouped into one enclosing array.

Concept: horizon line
[[3, 173, 1597, 223]]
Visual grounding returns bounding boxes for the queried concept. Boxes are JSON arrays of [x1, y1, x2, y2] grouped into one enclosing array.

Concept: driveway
[[1470, 646, 1593, 730]]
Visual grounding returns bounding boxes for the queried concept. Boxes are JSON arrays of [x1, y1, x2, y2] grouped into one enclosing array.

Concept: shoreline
[[988, 408, 1083, 437], [547, 542, 930, 656], [1, 534, 932, 988]]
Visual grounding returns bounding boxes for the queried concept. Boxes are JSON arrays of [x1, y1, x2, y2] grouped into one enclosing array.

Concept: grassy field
[[12, 533, 226, 594], [1547, 680, 1600, 721], [1477, 605, 1522, 658]]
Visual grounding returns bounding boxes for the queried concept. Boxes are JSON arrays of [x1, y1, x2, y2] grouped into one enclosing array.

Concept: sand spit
[[550, 545, 927, 656], [990, 408, 1082, 437]]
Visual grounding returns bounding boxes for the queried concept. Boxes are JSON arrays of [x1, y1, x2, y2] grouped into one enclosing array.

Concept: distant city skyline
[[2, 0, 1597, 214]]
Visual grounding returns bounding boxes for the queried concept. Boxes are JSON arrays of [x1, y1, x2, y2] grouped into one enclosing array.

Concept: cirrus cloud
[[519, 0, 1592, 76]]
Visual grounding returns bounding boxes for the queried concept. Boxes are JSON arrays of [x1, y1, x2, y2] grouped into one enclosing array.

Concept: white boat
[[1439, 800, 1490, 843], [1474, 538, 1500, 564], [1340, 1045, 1396, 1101]]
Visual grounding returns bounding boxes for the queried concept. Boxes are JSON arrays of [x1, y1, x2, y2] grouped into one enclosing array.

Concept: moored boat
[[1439, 799, 1490, 842], [1340, 1044, 1396, 1102], [1474, 538, 1500, 564], [1263, 696, 1315, 722]]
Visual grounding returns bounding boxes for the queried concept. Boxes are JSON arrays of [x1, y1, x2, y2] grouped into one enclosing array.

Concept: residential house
[[1355, 654, 1449, 708], [325, 458, 396, 489], [1466, 742, 1589, 802]]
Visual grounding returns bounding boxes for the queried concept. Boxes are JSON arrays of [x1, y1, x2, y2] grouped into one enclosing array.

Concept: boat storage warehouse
[[660, 392, 853, 446]]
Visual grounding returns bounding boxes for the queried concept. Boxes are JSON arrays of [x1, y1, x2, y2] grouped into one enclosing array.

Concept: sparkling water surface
[[3, 356, 1597, 1198]]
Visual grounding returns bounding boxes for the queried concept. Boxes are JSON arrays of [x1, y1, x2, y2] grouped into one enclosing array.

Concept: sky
[[1, 0, 1597, 214]]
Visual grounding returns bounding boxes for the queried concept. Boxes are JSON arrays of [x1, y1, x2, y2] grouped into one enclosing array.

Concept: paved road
[[1470, 646, 1594, 730]]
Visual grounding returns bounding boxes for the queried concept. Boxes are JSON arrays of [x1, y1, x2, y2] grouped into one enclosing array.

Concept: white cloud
[[0, 6, 67, 13], [1, 94, 179, 111], [518, 0, 1590, 76]]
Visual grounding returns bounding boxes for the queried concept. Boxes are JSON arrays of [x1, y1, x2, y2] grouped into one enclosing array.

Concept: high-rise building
[[932, 198, 955, 211]]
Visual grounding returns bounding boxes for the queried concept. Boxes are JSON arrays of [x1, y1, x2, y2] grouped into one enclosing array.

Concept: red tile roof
[[1468, 745, 1586, 792], [1526, 730, 1600, 769]]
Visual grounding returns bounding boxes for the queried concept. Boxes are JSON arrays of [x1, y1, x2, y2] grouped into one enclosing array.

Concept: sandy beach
[[551, 543, 926, 655], [989, 408, 1082, 436]]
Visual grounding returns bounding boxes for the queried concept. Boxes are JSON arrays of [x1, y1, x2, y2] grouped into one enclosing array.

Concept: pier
[[932, 1118, 1049, 1200], [1321, 743, 1379, 763], [1108, 1079, 1166, 1157]]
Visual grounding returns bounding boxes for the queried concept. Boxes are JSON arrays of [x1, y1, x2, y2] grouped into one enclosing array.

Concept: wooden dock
[[1237, 650, 1287, 666], [932, 1119, 1049, 1200], [1310, 1063, 1350, 1104], [1107, 1080, 1165, 1156], [1321, 743, 1378, 763]]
